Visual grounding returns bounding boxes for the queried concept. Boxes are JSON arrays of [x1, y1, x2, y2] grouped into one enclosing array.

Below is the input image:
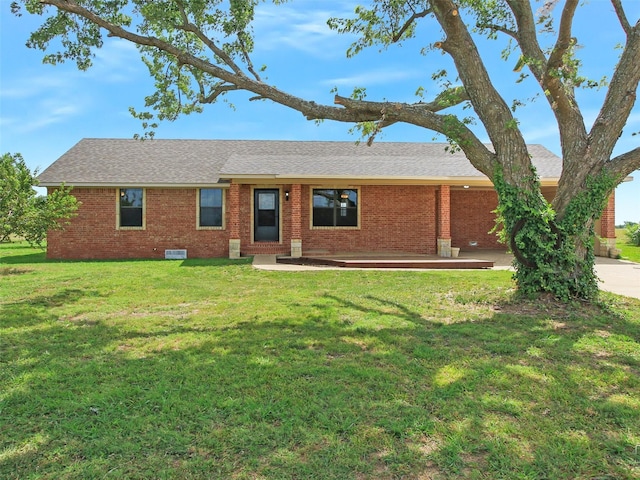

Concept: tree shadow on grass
[[1, 288, 101, 329], [0, 252, 253, 268], [0, 266, 32, 276], [1, 288, 639, 479], [0, 252, 47, 265], [179, 257, 253, 268]]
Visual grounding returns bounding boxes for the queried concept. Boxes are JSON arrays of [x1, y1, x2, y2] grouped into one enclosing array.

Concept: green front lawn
[[616, 228, 640, 263], [1, 242, 639, 479]]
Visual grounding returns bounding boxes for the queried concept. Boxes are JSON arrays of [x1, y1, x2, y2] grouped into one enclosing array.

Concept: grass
[[1, 242, 639, 479], [616, 228, 640, 263]]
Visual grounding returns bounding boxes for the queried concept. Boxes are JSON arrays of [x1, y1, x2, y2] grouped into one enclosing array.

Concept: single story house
[[37, 138, 618, 260]]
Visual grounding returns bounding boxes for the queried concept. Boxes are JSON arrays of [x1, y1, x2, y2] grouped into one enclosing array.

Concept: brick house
[[37, 138, 617, 260]]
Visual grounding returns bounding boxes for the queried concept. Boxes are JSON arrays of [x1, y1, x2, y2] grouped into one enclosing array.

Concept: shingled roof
[[37, 138, 562, 187]]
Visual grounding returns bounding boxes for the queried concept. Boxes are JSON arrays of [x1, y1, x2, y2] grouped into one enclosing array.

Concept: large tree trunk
[[495, 158, 617, 300]]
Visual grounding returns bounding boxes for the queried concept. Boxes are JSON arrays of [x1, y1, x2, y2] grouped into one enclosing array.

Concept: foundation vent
[[165, 249, 187, 260]]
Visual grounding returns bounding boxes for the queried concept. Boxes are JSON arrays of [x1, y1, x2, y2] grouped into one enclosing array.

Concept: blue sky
[[1, 0, 638, 224]]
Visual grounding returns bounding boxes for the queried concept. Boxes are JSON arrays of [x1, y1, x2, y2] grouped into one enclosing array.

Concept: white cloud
[[253, 2, 356, 58], [0, 74, 71, 100], [1, 39, 142, 100], [89, 39, 144, 82], [0, 66, 90, 134], [322, 68, 421, 88], [520, 123, 560, 144], [0, 36, 149, 136], [12, 99, 85, 133]]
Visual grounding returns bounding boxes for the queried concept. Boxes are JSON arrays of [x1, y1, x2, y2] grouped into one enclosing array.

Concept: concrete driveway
[[472, 252, 640, 299], [594, 256, 640, 299]]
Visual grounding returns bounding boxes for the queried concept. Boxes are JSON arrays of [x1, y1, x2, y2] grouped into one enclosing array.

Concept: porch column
[[228, 182, 241, 259], [437, 185, 452, 257], [290, 184, 302, 258], [598, 192, 617, 257]]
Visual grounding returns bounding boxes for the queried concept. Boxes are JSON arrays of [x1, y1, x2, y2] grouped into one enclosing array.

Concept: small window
[[199, 188, 223, 228], [119, 188, 144, 228], [312, 189, 358, 227]]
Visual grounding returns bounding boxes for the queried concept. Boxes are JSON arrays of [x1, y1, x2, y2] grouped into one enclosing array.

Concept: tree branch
[[40, 1, 482, 135], [334, 94, 495, 176], [546, 0, 578, 72], [589, 19, 640, 161], [429, 0, 530, 182], [174, 2, 246, 78], [236, 33, 262, 82], [605, 147, 640, 181], [505, 0, 588, 162], [475, 22, 518, 40], [611, 0, 632, 36], [504, 0, 547, 78], [201, 84, 240, 104], [391, 7, 432, 42]]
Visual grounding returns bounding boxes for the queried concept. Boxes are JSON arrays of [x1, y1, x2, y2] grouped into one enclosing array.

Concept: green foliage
[[0, 153, 79, 246], [493, 168, 565, 299], [12, 0, 267, 138], [504, 118, 519, 130], [348, 120, 379, 141], [328, 1, 431, 57], [493, 168, 618, 301], [625, 222, 640, 247]]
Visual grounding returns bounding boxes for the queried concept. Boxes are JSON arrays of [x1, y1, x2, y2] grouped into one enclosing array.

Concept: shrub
[[624, 221, 640, 246]]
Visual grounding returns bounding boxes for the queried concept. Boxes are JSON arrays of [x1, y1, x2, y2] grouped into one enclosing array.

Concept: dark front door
[[254, 189, 279, 242]]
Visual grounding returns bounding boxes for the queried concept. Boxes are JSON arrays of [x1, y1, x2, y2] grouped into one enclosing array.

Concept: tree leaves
[[0, 153, 79, 246]]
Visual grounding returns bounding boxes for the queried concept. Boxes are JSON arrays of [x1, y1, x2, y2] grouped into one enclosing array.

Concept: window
[[119, 188, 144, 228], [198, 188, 223, 228], [312, 189, 358, 227]]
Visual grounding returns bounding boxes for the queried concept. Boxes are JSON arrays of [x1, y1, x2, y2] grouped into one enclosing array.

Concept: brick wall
[[47, 187, 230, 259], [299, 185, 438, 254], [450, 189, 502, 249], [52, 184, 592, 259]]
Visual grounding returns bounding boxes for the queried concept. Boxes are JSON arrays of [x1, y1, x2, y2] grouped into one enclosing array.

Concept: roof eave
[[222, 174, 494, 184], [38, 176, 566, 188], [38, 182, 228, 188], [222, 174, 562, 187]]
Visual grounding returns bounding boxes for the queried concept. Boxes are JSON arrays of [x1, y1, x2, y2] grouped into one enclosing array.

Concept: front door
[[254, 189, 279, 242]]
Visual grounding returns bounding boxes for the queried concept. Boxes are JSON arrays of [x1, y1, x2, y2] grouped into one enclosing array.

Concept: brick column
[[437, 185, 452, 257], [597, 192, 617, 257], [600, 193, 616, 239], [228, 182, 241, 259], [290, 184, 302, 257]]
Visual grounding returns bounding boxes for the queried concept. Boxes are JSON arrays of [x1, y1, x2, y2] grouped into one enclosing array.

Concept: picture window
[[312, 189, 358, 227]]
